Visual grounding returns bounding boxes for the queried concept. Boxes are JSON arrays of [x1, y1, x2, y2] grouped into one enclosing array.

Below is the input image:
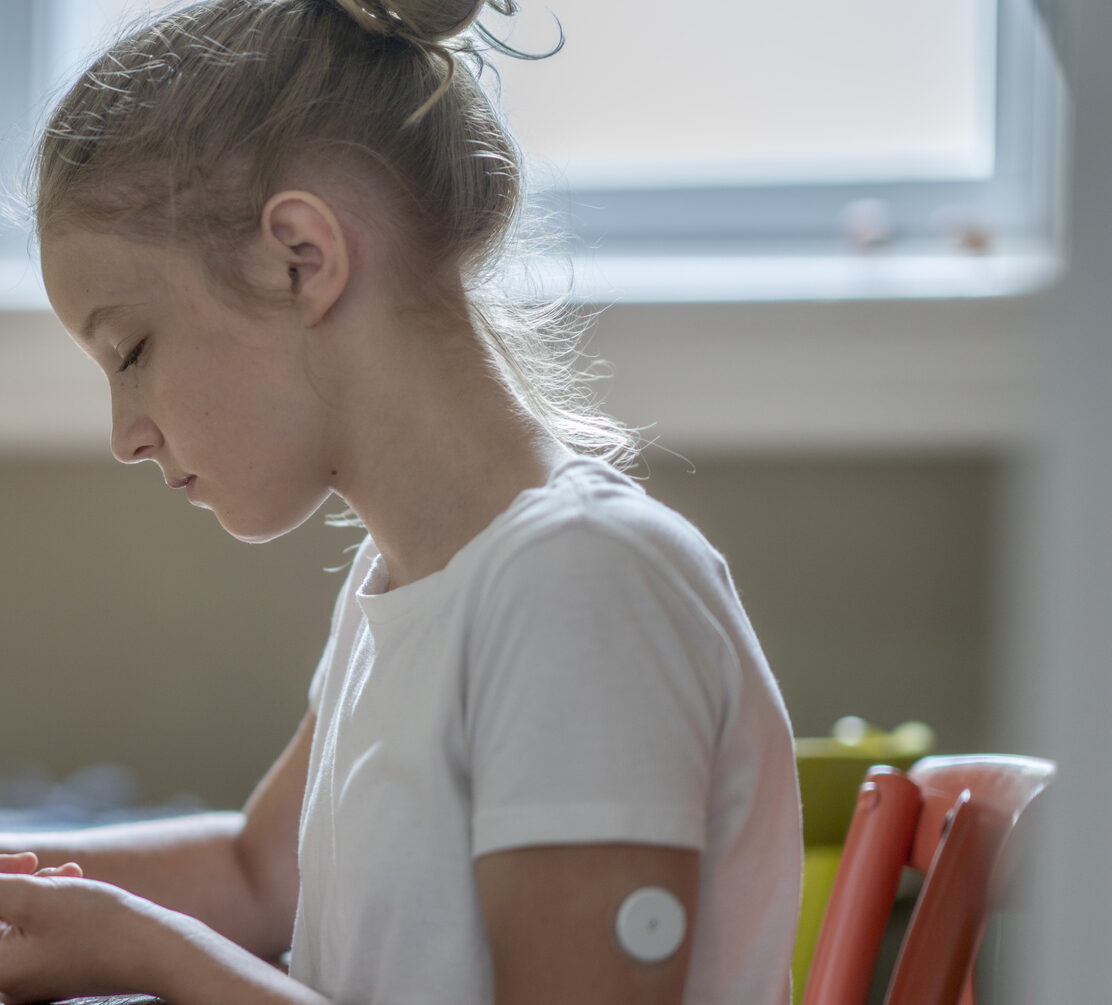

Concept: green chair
[[792, 718, 935, 1004]]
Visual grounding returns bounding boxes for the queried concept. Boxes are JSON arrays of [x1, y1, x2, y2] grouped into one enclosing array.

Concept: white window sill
[[543, 239, 1064, 305], [2, 239, 1064, 313]]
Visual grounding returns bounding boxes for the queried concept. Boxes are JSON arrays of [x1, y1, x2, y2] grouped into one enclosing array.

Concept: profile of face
[[41, 225, 339, 544]]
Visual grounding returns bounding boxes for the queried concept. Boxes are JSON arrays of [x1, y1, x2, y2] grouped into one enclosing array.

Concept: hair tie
[[332, 0, 487, 44], [333, 0, 403, 38]]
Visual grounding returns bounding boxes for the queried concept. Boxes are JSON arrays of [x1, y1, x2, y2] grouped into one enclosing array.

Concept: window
[[0, 1, 180, 303], [485, 0, 1065, 300], [0, 0, 1065, 306], [0, 1, 40, 298]]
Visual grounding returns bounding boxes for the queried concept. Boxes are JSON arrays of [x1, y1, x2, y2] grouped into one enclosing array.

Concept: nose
[[110, 391, 163, 464]]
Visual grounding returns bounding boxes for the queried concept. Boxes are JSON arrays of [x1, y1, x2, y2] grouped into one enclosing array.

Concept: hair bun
[[334, 0, 498, 43]]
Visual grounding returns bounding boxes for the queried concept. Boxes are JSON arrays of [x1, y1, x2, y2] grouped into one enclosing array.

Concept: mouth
[[166, 474, 195, 490]]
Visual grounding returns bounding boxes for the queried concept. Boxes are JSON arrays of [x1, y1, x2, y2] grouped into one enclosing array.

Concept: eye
[[116, 337, 148, 374]]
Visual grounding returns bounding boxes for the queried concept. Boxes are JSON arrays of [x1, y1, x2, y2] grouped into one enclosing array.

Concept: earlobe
[[260, 190, 350, 326]]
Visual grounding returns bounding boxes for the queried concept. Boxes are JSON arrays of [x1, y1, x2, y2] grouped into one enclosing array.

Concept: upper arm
[[476, 842, 699, 1005], [235, 710, 316, 954]]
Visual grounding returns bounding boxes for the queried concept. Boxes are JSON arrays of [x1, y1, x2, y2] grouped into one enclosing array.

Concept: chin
[[228, 525, 294, 545], [214, 496, 330, 544]]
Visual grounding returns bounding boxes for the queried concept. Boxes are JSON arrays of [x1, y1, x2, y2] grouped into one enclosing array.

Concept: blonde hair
[[34, 0, 637, 467]]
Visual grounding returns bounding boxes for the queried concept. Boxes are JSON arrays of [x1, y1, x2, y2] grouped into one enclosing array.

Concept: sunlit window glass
[[484, 0, 997, 187]]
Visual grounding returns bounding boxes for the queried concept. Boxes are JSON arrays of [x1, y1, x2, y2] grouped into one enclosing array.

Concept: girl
[[0, 1, 801, 1002]]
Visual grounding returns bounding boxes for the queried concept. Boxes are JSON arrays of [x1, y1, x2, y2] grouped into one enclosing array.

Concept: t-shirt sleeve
[[465, 522, 735, 858]]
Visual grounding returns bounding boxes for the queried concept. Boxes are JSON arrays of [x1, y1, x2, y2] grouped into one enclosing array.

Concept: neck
[[326, 318, 572, 590]]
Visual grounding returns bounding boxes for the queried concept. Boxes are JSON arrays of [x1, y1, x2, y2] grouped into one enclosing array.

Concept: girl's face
[[41, 226, 337, 543]]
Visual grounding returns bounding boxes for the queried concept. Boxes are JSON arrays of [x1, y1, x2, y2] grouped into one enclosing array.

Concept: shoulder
[[478, 458, 722, 583], [462, 459, 753, 716], [472, 458, 738, 633]]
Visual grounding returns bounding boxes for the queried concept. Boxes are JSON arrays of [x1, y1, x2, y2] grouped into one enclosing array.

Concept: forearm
[[0, 812, 290, 959], [0, 714, 311, 970], [144, 908, 329, 1005], [0, 872, 319, 1005]]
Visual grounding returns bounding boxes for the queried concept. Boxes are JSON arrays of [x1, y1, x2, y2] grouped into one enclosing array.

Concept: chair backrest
[[792, 719, 936, 1004], [801, 754, 1055, 1005]]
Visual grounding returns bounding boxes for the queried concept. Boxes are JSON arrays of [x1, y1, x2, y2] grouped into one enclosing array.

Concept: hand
[[0, 870, 156, 1004]]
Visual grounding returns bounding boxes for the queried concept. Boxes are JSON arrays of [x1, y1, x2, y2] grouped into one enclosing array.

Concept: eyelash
[[117, 338, 148, 374]]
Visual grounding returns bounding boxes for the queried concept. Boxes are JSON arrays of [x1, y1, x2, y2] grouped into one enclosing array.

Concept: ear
[[259, 190, 351, 327]]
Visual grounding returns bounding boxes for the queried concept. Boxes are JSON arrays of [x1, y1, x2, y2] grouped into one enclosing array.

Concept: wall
[[0, 296, 1037, 807], [0, 452, 1001, 808]]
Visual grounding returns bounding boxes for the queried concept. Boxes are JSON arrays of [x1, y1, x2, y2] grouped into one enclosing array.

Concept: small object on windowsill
[[932, 204, 995, 255], [839, 198, 895, 251], [957, 223, 993, 255]]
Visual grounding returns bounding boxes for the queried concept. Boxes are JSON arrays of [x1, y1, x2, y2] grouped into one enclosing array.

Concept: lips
[[166, 474, 195, 490]]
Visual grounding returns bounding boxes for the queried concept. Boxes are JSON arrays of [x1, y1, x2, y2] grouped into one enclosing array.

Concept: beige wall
[[0, 296, 1034, 808], [0, 451, 1000, 809], [643, 455, 998, 752], [0, 459, 364, 807]]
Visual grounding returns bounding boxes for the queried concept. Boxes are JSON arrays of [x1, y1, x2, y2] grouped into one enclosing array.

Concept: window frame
[[534, 0, 1062, 253]]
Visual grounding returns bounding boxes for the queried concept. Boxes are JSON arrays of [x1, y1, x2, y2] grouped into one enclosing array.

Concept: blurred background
[[1, 0, 1108, 1000], [0, 302, 1029, 808], [0, 0, 1051, 804]]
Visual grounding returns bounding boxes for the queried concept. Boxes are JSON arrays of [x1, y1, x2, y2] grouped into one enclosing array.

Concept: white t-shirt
[[289, 457, 801, 1004]]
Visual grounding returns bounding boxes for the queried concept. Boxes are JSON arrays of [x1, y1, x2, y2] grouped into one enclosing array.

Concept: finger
[[34, 863, 83, 879], [0, 853, 38, 875]]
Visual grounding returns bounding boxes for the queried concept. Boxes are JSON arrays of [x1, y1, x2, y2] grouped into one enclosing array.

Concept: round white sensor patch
[[614, 886, 686, 963]]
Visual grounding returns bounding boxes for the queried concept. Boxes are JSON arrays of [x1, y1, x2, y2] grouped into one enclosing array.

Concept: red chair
[[801, 754, 1055, 1005]]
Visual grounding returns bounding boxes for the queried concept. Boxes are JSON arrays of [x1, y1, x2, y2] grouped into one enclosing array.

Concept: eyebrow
[[79, 304, 137, 344]]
